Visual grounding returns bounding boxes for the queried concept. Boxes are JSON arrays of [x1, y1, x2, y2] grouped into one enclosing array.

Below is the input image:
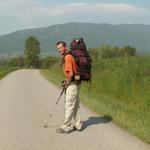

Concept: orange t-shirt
[[63, 54, 78, 78]]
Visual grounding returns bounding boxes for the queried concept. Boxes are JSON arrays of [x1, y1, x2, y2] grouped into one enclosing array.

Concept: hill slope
[[0, 22, 150, 56]]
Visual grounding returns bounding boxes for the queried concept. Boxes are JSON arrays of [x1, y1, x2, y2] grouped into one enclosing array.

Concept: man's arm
[[62, 71, 73, 89]]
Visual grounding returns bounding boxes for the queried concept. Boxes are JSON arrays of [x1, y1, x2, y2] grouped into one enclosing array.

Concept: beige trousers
[[61, 82, 82, 131]]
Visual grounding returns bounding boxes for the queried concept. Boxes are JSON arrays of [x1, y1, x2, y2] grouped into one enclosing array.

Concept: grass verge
[[0, 66, 19, 79]]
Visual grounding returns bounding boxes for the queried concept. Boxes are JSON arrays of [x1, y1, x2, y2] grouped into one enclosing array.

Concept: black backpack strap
[[61, 51, 71, 65]]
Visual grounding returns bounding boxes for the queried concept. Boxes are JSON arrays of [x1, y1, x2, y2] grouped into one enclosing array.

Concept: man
[[56, 41, 82, 133]]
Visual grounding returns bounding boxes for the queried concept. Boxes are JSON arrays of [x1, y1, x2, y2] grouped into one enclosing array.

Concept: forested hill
[[0, 22, 150, 57]]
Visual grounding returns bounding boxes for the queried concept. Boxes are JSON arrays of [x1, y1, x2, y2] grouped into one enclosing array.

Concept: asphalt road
[[0, 69, 149, 150]]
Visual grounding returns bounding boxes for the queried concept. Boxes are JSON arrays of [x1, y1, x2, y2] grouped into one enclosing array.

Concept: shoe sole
[[56, 128, 70, 134], [73, 127, 83, 132]]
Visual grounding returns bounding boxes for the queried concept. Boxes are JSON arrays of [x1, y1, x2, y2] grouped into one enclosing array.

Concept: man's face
[[56, 43, 66, 56]]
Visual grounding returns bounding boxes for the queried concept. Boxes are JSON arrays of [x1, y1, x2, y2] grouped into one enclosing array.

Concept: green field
[[0, 66, 19, 79], [40, 55, 150, 143]]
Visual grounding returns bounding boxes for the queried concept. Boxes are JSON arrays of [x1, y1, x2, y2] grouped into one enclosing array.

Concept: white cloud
[[0, 0, 150, 35], [51, 2, 150, 15]]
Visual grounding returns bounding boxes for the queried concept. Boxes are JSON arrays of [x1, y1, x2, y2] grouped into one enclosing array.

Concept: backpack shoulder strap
[[61, 51, 72, 65]]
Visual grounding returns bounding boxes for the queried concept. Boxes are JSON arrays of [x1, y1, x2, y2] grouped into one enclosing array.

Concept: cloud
[[0, 0, 150, 35], [68, 2, 148, 13]]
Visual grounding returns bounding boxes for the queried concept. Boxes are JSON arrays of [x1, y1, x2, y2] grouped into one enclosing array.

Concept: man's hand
[[61, 72, 74, 89], [61, 79, 70, 89], [61, 80, 67, 88]]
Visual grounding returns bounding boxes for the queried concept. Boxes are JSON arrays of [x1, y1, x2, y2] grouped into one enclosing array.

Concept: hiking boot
[[56, 128, 70, 134]]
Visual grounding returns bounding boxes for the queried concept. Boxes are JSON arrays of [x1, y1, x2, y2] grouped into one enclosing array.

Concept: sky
[[0, 0, 150, 35]]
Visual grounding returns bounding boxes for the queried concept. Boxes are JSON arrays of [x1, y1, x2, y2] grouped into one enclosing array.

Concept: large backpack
[[69, 38, 92, 81]]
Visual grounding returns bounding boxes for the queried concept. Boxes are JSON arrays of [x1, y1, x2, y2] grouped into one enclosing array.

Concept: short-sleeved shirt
[[63, 54, 78, 78]]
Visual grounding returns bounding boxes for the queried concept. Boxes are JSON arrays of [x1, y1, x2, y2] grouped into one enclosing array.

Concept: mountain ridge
[[0, 22, 150, 57]]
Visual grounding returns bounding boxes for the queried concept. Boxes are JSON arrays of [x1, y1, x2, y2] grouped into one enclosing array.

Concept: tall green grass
[[41, 55, 150, 143], [0, 66, 19, 79]]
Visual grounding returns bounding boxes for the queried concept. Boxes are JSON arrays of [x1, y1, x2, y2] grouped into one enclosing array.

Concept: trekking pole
[[44, 87, 66, 128]]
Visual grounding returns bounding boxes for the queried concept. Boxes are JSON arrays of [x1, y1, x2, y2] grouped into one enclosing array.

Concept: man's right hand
[[61, 80, 66, 88]]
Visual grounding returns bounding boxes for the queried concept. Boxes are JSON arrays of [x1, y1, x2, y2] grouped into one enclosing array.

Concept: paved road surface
[[0, 69, 149, 150]]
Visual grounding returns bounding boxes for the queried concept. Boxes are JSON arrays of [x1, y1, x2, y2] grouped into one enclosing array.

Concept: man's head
[[56, 41, 67, 56]]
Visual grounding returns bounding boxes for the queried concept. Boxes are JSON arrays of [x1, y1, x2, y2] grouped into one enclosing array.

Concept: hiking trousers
[[61, 82, 82, 131]]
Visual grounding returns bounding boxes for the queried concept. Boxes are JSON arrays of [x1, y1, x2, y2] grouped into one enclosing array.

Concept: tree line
[[89, 45, 136, 60], [0, 36, 137, 68]]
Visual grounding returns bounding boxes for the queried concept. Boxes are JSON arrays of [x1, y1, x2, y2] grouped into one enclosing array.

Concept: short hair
[[56, 41, 66, 47]]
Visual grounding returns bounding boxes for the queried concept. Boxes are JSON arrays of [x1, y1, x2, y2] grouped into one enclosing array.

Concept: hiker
[[56, 41, 83, 133]]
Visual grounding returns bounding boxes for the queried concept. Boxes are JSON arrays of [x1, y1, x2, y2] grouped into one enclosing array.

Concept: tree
[[120, 46, 137, 64], [24, 36, 40, 68], [121, 46, 136, 57]]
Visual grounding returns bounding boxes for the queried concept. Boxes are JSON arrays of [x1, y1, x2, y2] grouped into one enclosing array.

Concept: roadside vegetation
[[0, 66, 19, 79]]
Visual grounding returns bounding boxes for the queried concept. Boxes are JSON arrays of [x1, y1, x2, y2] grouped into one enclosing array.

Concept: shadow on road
[[82, 115, 112, 129]]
